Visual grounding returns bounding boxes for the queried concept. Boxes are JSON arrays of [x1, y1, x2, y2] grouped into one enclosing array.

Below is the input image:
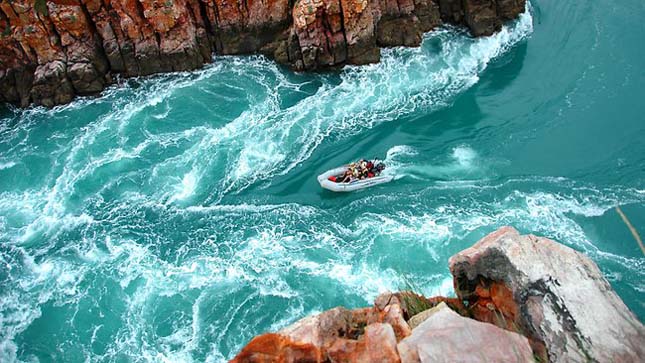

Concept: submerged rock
[[0, 0, 526, 107], [450, 226, 645, 362], [397, 302, 534, 363]]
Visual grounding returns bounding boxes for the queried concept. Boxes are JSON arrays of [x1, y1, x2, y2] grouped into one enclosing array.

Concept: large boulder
[[397, 302, 534, 363], [449, 226, 645, 363]]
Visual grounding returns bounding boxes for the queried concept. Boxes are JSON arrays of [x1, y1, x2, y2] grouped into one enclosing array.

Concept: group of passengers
[[328, 159, 385, 183]]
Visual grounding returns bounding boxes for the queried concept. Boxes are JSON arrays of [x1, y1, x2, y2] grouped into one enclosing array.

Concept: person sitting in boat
[[339, 163, 360, 183], [330, 160, 384, 183], [359, 160, 371, 179], [352, 166, 361, 179], [341, 169, 353, 183], [364, 161, 374, 178]]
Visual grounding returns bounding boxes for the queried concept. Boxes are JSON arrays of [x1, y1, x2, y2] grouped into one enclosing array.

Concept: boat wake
[[383, 145, 489, 181]]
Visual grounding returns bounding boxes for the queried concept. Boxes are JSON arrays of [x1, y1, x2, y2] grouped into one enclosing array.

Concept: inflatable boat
[[317, 164, 394, 192]]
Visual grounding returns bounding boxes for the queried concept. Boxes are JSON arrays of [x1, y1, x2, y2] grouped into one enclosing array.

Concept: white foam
[[451, 145, 478, 168], [1, 177, 644, 362], [437, 276, 456, 297], [0, 7, 534, 214], [387, 145, 419, 159], [384, 144, 485, 181], [0, 340, 18, 363], [304, 262, 402, 303], [15, 7, 645, 363], [0, 161, 16, 170], [170, 171, 198, 203]]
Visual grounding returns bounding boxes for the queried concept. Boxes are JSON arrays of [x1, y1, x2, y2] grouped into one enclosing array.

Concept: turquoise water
[[1, 1, 644, 361]]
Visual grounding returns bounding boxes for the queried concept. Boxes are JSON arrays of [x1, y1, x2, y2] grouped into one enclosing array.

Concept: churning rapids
[[1, 2, 644, 362]]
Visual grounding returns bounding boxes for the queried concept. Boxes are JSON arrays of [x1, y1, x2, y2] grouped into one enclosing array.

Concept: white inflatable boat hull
[[317, 166, 394, 192]]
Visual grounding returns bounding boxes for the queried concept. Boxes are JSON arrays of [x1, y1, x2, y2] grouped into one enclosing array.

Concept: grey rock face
[[449, 226, 645, 363]]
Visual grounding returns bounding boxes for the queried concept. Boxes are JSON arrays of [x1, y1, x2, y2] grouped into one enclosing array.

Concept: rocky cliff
[[231, 227, 645, 363], [0, 0, 525, 107]]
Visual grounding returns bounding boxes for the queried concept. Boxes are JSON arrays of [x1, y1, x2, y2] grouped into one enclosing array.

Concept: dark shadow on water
[[479, 41, 528, 93], [400, 38, 529, 141]]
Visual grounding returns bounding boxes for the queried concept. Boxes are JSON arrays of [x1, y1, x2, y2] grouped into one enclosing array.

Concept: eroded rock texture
[[449, 226, 645, 363], [0, 0, 526, 107]]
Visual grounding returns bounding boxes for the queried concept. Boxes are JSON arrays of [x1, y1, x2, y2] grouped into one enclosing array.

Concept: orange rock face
[[0, 0, 526, 107], [1, 1, 61, 64], [231, 291, 484, 362], [468, 280, 518, 330], [327, 323, 400, 363], [231, 303, 410, 362], [451, 276, 549, 359], [231, 333, 322, 363], [290, 0, 348, 69], [0, 1, 79, 105]]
